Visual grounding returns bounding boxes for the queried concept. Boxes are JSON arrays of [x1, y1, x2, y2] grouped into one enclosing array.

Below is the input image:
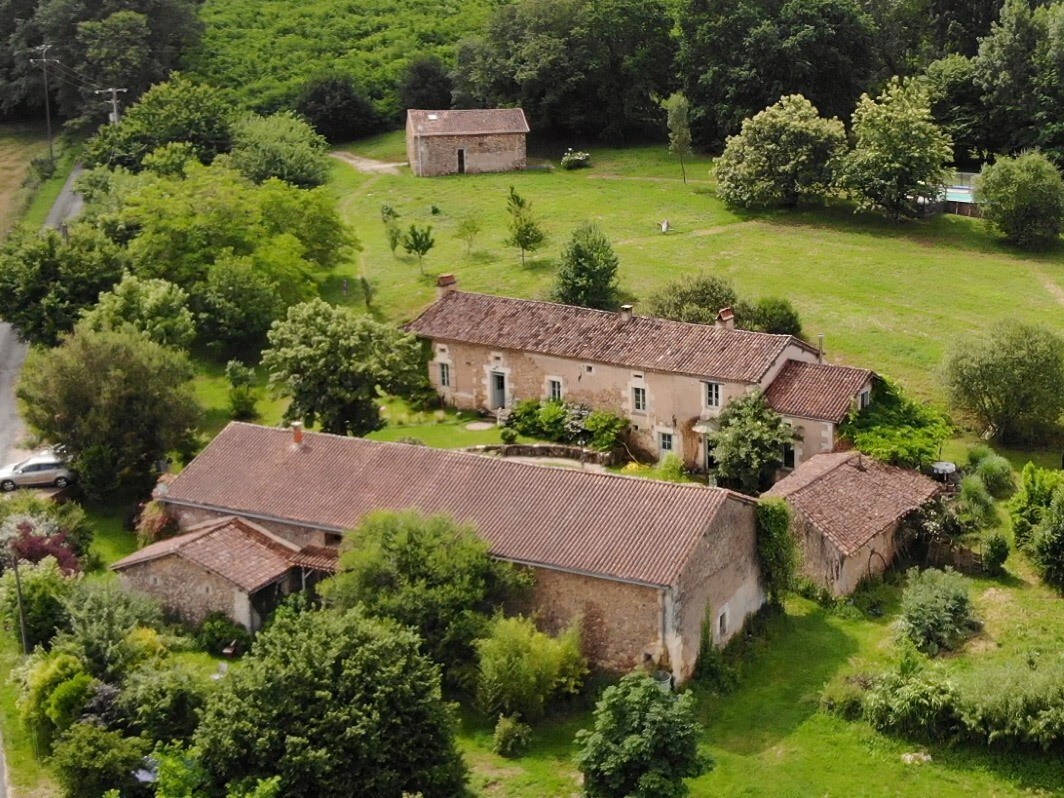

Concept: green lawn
[[328, 132, 1064, 411], [457, 572, 1064, 798]]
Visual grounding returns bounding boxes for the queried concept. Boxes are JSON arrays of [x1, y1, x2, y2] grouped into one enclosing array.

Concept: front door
[[490, 372, 506, 409], [457, 149, 466, 174]]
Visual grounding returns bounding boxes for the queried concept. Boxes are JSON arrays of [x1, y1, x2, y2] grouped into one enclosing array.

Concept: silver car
[[0, 450, 75, 491]]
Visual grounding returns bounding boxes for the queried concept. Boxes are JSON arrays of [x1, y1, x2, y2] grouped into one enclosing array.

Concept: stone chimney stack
[[436, 273, 457, 300], [291, 421, 304, 447], [715, 307, 735, 330], [619, 304, 634, 323]]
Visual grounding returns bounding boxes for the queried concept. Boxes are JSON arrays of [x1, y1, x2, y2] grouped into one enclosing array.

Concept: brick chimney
[[436, 273, 457, 300], [715, 307, 735, 330], [619, 304, 634, 323], [290, 421, 304, 447]]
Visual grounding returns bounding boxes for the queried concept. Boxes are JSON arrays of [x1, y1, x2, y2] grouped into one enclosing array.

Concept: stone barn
[[154, 422, 767, 683], [766, 452, 941, 595], [406, 109, 529, 177]]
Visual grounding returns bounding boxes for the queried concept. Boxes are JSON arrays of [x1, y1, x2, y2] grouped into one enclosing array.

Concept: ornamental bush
[[983, 532, 1010, 576], [0, 557, 76, 650], [135, 500, 180, 547], [575, 672, 709, 798], [560, 149, 591, 170], [975, 151, 1064, 249], [957, 474, 997, 529], [504, 400, 627, 452], [839, 378, 951, 469], [195, 611, 253, 656], [1031, 488, 1064, 592], [492, 714, 533, 758], [897, 568, 981, 656], [974, 453, 1014, 499], [1008, 463, 1064, 547]]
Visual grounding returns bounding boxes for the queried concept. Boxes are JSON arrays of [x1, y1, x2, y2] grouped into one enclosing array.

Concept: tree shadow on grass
[[696, 603, 860, 755]]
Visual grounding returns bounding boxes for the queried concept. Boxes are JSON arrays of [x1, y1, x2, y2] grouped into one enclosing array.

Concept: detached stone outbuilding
[[766, 452, 941, 595], [406, 109, 529, 177], [156, 422, 767, 683]]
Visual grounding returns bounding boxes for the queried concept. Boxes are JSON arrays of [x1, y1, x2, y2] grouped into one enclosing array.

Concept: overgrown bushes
[[195, 612, 253, 656], [475, 615, 586, 721], [755, 498, 797, 607], [897, 568, 981, 656], [839, 378, 951, 469], [504, 400, 628, 452]]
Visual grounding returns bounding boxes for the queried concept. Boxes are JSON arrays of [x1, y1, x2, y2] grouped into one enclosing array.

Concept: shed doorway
[[457, 149, 466, 174]]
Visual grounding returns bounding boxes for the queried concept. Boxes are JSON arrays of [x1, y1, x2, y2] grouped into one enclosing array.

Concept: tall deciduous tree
[[294, 72, 380, 142], [664, 93, 693, 183], [320, 510, 531, 683], [17, 329, 201, 499], [79, 273, 195, 349], [645, 273, 740, 326], [194, 606, 468, 798], [677, 0, 875, 148], [575, 672, 709, 798], [83, 74, 233, 171], [941, 322, 1064, 444], [262, 299, 425, 436], [0, 226, 126, 346], [716, 94, 846, 208], [454, 0, 675, 141], [974, 151, 1064, 248], [399, 55, 454, 111], [708, 392, 796, 494], [228, 111, 330, 188], [841, 77, 952, 220], [552, 222, 620, 310]]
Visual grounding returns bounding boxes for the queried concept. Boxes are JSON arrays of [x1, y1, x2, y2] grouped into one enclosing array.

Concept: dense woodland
[[1, 0, 1063, 164]]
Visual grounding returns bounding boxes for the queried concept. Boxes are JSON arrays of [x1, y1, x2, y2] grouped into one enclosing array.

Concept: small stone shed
[[157, 422, 767, 683], [111, 515, 336, 630], [766, 452, 941, 595], [406, 109, 529, 177]]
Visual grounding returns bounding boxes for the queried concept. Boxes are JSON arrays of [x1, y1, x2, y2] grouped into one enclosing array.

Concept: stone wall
[[670, 496, 764, 682], [462, 443, 616, 466], [118, 555, 244, 626], [525, 566, 663, 674], [407, 130, 526, 177], [793, 512, 901, 596]]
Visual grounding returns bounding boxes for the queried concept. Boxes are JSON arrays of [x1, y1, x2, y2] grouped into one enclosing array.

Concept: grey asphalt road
[[0, 322, 27, 466], [43, 165, 83, 230]]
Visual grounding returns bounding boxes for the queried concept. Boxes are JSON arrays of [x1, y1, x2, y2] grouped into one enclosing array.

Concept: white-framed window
[[704, 381, 722, 408], [632, 386, 647, 413], [659, 432, 673, 453], [859, 388, 871, 410], [439, 362, 451, 388], [548, 379, 562, 402]]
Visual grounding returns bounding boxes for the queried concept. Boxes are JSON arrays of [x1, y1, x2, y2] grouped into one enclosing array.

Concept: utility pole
[[10, 552, 29, 656], [95, 87, 127, 124], [29, 44, 58, 162]]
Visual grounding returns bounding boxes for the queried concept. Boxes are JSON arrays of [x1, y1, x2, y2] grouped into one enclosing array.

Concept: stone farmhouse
[[111, 515, 336, 630], [145, 422, 766, 683], [406, 278, 874, 474], [766, 451, 941, 595], [406, 109, 529, 177]]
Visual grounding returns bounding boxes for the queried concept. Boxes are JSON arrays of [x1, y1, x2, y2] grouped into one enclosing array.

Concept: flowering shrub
[[560, 148, 591, 170], [504, 400, 626, 451], [135, 501, 180, 547], [2, 515, 81, 573]]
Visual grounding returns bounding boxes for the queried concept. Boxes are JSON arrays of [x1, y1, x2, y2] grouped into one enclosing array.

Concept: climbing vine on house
[[755, 497, 797, 607]]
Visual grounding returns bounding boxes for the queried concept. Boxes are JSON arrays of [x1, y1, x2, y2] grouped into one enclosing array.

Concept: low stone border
[[462, 443, 616, 466]]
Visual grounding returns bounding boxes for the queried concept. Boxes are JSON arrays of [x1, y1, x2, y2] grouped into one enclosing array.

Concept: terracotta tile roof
[[406, 291, 815, 383], [112, 516, 300, 593], [162, 423, 749, 588], [407, 109, 529, 137], [289, 546, 339, 573], [765, 361, 874, 422], [766, 452, 940, 556]]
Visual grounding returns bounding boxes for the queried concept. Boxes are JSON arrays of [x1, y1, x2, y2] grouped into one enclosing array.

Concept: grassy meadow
[[327, 132, 1064, 408], [0, 124, 48, 237]]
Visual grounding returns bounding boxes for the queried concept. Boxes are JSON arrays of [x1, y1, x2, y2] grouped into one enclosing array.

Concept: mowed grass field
[[328, 132, 1064, 406], [0, 123, 47, 237]]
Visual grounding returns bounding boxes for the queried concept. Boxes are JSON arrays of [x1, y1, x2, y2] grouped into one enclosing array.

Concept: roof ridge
[[435, 290, 804, 347], [227, 422, 735, 496]]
